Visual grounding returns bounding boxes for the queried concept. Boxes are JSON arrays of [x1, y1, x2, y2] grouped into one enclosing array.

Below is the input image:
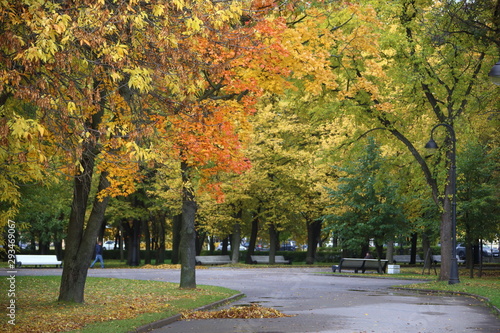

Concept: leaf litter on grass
[[0, 276, 232, 333]]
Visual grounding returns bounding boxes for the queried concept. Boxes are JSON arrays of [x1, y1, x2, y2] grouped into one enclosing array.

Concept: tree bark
[[306, 219, 321, 264], [156, 213, 166, 264], [231, 221, 241, 264], [386, 240, 394, 263], [268, 223, 277, 264], [143, 219, 151, 265], [245, 214, 259, 264], [58, 171, 110, 303], [127, 219, 141, 266], [410, 233, 417, 264], [179, 161, 197, 289], [439, 184, 453, 281]]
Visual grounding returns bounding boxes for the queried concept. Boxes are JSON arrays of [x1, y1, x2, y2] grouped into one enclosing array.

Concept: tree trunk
[[245, 214, 259, 264], [54, 241, 63, 262], [306, 219, 322, 264], [156, 213, 166, 265], [221, 237, 229, 255], [179, 161, 197, 289], [386, 240, 394, 263], [58, 171, 110, 303], [143, 219, 151, 265], [209, 236, 215, 254], [422, 232, 432, 270], [195, 230, 206, 256], [268, 224, 277, 264], [439, 196, 453, 281], [127, 219, 141, 266], [410, 233, 418, 264], [231, 222, 241, 264]]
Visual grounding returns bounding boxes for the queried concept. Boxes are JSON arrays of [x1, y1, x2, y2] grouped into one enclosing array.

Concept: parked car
[[456, 244, 499, 259], [279, 244, 296, 251], [103, 240, 115, 250]]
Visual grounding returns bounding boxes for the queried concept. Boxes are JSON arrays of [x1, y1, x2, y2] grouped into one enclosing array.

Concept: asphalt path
[[2, 267, 499, 333]]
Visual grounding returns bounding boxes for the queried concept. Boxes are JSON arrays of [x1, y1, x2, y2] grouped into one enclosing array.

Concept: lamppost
[[425, 124, 460, 285], [489, 60, 500, 85]]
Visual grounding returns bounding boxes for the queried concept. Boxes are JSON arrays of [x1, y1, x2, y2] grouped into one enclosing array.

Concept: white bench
[[250, 255, 291, 264], [432, 255, 465, 264], [393, 254, 424, 264], [332, 258, 388, 274], [15, 255, 62, 268], [195, 255, 232, 265]]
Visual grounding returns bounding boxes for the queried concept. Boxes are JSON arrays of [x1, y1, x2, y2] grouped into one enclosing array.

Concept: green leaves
[[324, 137, 407, 250]]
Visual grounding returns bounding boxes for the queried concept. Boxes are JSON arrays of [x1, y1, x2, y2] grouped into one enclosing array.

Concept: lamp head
[[425, 138, 438, 149], [489, 61, 500, 85]]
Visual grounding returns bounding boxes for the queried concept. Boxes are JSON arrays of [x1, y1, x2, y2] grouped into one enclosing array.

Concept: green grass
[[397, 274, 500, 313], [0, 275, 239, 333]]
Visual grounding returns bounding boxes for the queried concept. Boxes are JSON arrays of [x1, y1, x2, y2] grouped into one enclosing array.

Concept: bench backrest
[[340, 258, 365, 267], [195, 255, 230, 261], [251, 255, 286, 260], [363, 259, 387, 268], [16, 255, 61, 263]]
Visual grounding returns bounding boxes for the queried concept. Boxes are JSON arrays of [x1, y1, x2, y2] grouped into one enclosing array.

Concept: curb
[[132, 293, 245, 333], [390, 287, 500, 317], [328, 273, 500, 318]]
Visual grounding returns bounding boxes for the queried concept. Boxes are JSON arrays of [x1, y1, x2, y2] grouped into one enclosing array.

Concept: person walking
[[90, 241, 105, 268]]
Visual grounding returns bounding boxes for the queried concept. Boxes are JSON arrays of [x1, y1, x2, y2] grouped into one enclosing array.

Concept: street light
[[489, 60, 500, 85], [425, 124, 460, 285]]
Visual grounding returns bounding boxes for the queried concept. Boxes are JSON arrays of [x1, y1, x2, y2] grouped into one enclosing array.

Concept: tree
[[0, 0, 266, 301], [457, 140, 499, 272], [15, 181, 72, 258], [322, 0, 499, 281], [324, 137, 407, 258]]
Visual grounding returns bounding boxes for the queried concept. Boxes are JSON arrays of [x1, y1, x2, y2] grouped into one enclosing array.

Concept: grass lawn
[[0, 275, 239, 333], [395, 266, 500, 313]]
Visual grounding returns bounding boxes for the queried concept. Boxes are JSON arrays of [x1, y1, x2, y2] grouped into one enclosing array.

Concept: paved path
[[3, 267, 499, 332]]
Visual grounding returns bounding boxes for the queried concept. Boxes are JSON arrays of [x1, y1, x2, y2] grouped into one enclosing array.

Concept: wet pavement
[[3, 267, 499, 332]]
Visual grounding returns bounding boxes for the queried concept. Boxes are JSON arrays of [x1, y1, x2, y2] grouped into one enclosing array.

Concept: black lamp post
[[425, 124, 460, 285], [489, 60, 500, 85]]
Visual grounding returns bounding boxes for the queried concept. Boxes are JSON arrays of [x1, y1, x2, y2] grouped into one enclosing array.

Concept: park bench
[[332, 258, 388, 274], [393, 254, 424, 264], [195, 255, 232, 265], [250, 255, 291, 265], [15, 255, 62, 268], [432, 255, 465, 264]]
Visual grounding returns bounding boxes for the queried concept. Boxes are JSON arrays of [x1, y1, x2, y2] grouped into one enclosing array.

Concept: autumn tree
[[322, 0, 499, 281], [0, 0, 273, 301]]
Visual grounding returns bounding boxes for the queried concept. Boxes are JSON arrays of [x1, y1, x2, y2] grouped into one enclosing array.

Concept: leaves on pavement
[[182, 303, 295, 320]]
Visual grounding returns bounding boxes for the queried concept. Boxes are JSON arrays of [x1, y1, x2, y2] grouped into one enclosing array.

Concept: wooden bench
[[251, 255, 291, 265], [15, 255, 62, 268], [432, 255, 465, 264], [332, 258, 388, 274], [393, 254, 424, 264], [195, 255, 232, 265]]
